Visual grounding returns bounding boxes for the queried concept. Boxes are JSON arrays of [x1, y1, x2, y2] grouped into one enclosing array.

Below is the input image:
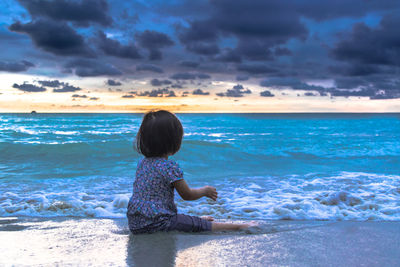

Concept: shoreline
[[1, 217, 399, 266]]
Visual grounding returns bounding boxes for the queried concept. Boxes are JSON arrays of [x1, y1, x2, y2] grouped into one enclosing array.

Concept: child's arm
[[173, 179, 217, 201]]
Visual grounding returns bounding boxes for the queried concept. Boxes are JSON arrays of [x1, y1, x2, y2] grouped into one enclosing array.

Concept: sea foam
[[1, 172, 399, 221]]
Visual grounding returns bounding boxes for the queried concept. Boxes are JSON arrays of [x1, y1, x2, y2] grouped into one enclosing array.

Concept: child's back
[[127, 157, 183, 234]]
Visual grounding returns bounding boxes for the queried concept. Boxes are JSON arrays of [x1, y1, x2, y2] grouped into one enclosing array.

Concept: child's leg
[[211, 222, 249, 231], [200, 216, 214, 221], [167, 214, 212, 232]]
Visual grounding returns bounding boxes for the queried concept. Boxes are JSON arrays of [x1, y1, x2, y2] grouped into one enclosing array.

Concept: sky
[[0, 0, 400, 112]]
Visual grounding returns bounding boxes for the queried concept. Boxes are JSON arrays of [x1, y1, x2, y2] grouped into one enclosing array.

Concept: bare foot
[[201, 216, 214, 221], [247, 221, 259, 227], [239, 221, 259, 229]]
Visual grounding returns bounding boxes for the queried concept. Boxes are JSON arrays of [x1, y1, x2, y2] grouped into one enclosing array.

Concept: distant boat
[[31, 111, 37, 114]]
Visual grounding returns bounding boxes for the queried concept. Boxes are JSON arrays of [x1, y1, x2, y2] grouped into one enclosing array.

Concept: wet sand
[[1, 217, 399, 266]]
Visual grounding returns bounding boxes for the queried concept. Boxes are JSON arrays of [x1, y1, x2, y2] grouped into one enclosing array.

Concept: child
[[127, 110, 253, 234]]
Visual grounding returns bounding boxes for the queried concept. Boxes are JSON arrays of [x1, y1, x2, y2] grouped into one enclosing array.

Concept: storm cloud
[[38, 80, 64, 88], [65, 59, 122, 77], [170, 72, 211, 80], [150, 79, 172, 86], [17, 0, 112, 26], [138, 88, 176, 97], [217, 84, 252, 97], [96, 31, 141, 59], [136, 64, 164, 73], [9, 19, 94, 56], [0, 60, 34, 72], [13, 82, 46, 92], [260, 90, 274, 97], [192, 89, 210, 95], [107, 79, 122, 86], [53, 84, 82, 93], [136, 30, 174, 60], [3, 0, 400, 101]]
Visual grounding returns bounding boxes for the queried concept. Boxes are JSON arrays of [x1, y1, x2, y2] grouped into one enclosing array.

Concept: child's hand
[[203, 186, 218, 201]]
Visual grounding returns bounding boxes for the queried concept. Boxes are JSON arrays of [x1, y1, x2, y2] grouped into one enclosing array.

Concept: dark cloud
[[217, 84, 252, 97], [328, 87, 376, 98], [171, 84, 184, 88], [150, 79, 172, 86], [136, 64, 163, 73], [329, 64, 383, 77], [17, 0, 112, 26], [176, 0, 307, 60], [297, 0, 399, 21], [213, 48, 242, 63], [170, 72, 211, 80], [138, 88, 176, 97], [135, 30, 174, 60], [38, 80, 64, 88], [260, 77, 326, 91], [9, 19, 93, 56], [107, 79, 122, 86], [5, 0, 400, 101], [0, 60, 34, 72], [184, 42, 220, 55], [167, 91, 176, 97], [260, 90, 274, 97], [332, 77, 400, 99], [258, 76, 400, 100], [72, 94, 87, 98], [179, 61, 199, 68], [122, 94, 135, 98], [211, 1, 307, 39], [65, 59, 122, 77], [13, 82, 46, 92], [197, 73, 211, 79], [334, 77, 369, 89], [53, 84, 81, 92], [304, 92, 318, 96], [170, 72, 197, 80], [234, 39, 274, 61], [236, 75, 249, 81], [192, 89, 209, 95], [331, 15, 400, 71], [177, 20, 220, 55], [27, 79, 81, 93], [274, 47, 292, 56], [96, 31, 141, 59], [237, 63, 277, 74]]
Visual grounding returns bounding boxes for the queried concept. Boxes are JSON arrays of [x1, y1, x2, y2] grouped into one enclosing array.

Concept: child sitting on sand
[[127, 110, 253, 234]]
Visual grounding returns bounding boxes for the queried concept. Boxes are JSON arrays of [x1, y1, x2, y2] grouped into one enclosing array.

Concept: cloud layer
[[2, 0, 400, 100]]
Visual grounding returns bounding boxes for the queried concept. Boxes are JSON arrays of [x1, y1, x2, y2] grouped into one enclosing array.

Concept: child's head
[[136, 110, 183, 157]]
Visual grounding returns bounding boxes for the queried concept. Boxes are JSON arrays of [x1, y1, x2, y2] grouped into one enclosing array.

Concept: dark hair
[[136, 110, 183, 157]]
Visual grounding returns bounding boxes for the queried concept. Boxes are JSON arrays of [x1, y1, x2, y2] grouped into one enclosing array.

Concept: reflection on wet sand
[[126, 232, 177, 267]]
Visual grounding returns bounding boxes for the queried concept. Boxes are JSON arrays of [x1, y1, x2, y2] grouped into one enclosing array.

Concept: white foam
[[176, 172, 400, 221], [1, 172, 399, 221]]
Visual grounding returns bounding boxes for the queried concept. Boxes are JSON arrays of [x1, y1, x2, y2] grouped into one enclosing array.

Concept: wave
[[183, 140, 233, 148], [0, 140, 139, 163], [1, 172, 399, 221]]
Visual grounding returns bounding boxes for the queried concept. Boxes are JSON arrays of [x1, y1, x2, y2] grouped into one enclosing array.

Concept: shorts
[[167, 214, 212, 232]]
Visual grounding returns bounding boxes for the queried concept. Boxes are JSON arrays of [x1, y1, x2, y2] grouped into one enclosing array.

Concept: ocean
[[1, 113, 399, 221]]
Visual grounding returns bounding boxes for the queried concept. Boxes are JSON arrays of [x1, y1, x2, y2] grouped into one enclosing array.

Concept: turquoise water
[[1, 113, 399, 220]]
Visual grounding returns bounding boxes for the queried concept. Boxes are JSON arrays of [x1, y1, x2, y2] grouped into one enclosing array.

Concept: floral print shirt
[[127, 157, 183, 233]]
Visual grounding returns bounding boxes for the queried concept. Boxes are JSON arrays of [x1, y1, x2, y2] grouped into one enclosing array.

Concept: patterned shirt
[[127, 157, 183, 233]]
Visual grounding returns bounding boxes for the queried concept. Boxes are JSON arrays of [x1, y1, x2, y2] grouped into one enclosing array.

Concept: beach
[[1, 217, 399, 266]]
